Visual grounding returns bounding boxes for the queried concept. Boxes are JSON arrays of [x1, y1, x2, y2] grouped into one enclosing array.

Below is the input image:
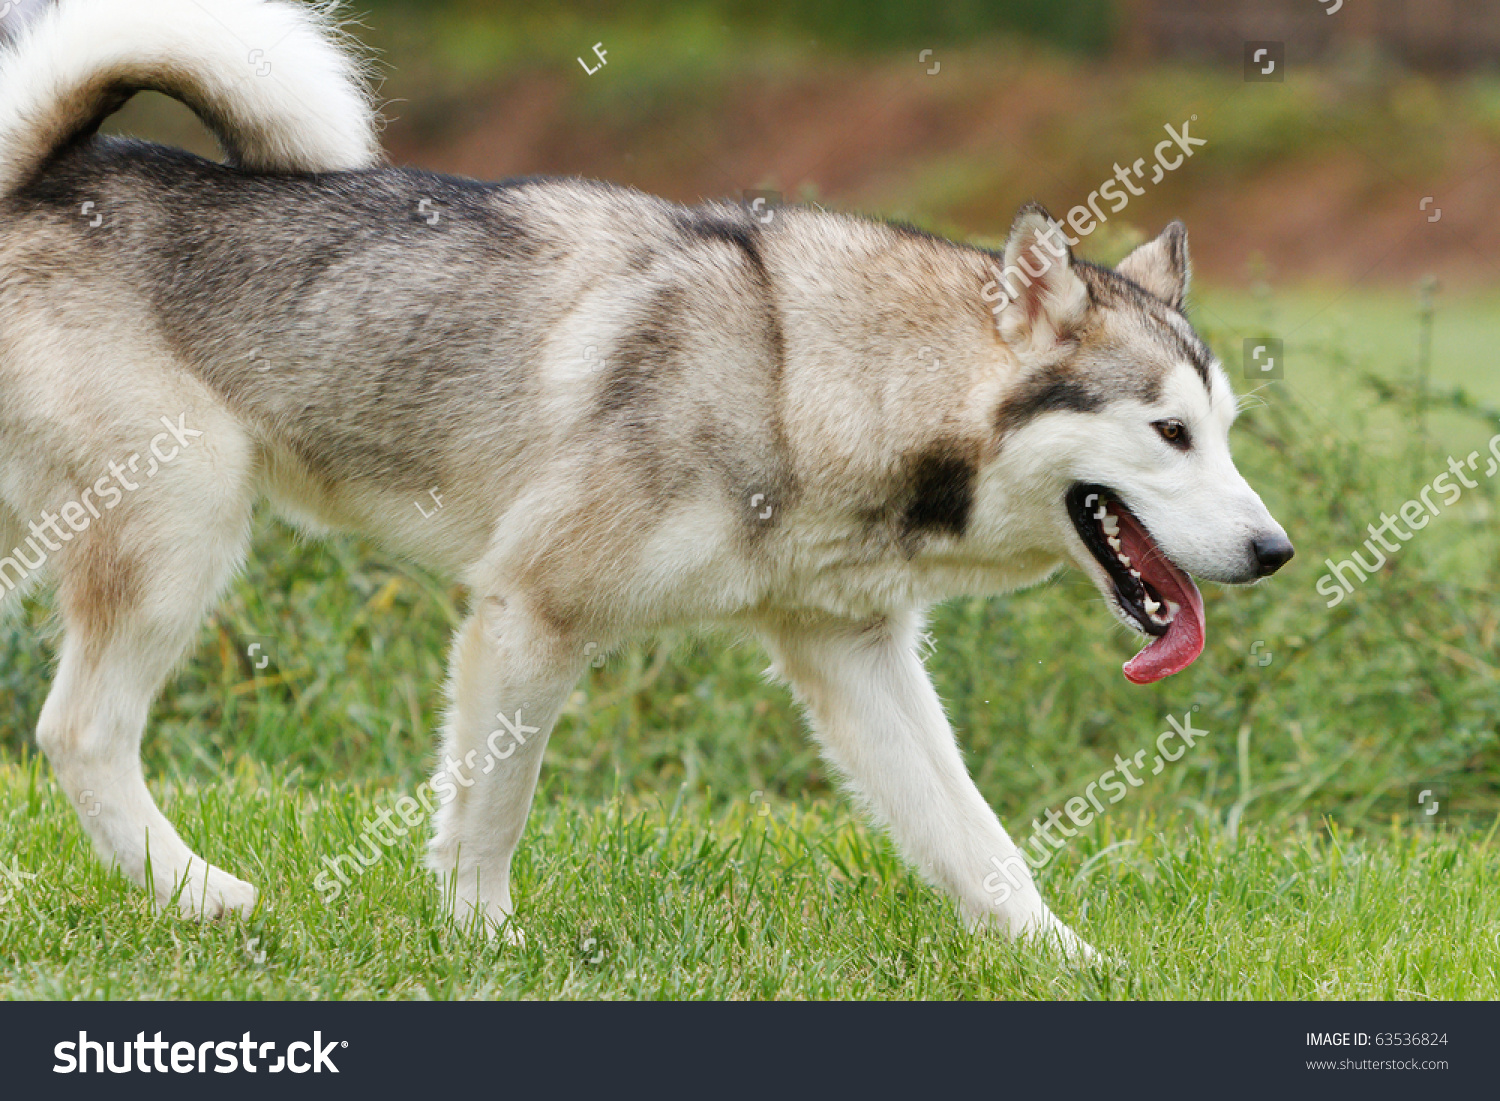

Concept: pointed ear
[[1116, 221, 1191, 310], [994, 202, 1089, 355]]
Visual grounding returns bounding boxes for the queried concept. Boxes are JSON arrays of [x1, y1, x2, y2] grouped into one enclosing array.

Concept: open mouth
[[1066, 483, 1206, 685]]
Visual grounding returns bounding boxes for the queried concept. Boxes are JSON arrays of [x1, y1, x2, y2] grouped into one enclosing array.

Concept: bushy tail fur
[[0, 0, 380, 194]]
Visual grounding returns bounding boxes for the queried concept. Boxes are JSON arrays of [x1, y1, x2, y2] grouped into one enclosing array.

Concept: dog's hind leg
[[762, 612, 1096, 960], [426, 591, 588, 940], [33, 414, 258, 919]]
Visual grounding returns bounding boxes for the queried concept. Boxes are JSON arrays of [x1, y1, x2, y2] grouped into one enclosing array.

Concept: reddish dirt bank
[[382, 58, 1500, 288]]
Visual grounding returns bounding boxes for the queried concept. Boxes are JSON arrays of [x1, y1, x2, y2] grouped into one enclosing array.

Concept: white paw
[[982, 906, 1100, 963], [444, 874, 524, 944], [454, 903, 525, 945], [1024, 918, 1101, 964], [166, 864, 258, 920]]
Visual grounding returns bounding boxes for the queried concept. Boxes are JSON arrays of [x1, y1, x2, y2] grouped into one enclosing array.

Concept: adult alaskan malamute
[[0, 0, 1291, 957]]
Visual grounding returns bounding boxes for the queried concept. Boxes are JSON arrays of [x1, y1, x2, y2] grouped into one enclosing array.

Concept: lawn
[[3, 763, 1498, 999], [1, 286, 1497, 1000]]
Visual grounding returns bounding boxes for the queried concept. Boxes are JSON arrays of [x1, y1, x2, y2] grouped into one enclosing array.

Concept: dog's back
[[8, 99, 1003, 586]]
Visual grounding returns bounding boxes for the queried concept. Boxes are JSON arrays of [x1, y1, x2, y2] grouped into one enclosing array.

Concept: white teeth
[[1130, 568, 1141, 579], [1145, 598, 1178, 627], [1107, 536, 1122, 552], [1101, 515, 1120, 536], [1118, 555, 1131, 569]]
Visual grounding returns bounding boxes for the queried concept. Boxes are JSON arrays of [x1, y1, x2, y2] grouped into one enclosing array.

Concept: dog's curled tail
[[0, 0, 380, 195]]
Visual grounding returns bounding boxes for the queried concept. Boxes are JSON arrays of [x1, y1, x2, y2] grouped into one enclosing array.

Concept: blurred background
[[113, 0, 1500, 287], [5, 0, 1493, 834]]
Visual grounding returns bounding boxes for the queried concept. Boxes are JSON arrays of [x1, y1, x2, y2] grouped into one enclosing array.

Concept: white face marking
[[970, 354, 1288, 600], [1073, 359, 1281, 584]]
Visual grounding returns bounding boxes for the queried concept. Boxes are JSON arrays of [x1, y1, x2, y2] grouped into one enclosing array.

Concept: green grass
[[3, 761, 1498, 999], [2, 287, 1498, 999], [355, 0, 1117, 62]]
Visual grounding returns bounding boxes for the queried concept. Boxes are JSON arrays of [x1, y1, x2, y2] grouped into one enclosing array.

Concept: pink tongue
[[1112, 509, 1206, 685]]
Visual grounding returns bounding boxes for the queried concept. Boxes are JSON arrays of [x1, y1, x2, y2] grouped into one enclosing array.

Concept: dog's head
[[978, 203, 1291, 684]]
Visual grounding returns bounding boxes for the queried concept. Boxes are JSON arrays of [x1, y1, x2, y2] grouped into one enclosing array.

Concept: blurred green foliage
[[356, 0, 1117, 54]]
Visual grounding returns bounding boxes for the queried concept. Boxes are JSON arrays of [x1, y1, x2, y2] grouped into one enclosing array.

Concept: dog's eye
[[1154, 419, 1191, 449]]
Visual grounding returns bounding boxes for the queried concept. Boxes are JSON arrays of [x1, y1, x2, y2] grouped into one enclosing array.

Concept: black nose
[[1251, 533, 1295, 576]]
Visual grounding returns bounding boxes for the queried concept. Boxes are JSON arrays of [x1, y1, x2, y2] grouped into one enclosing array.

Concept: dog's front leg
[[762, 613, 1094, 959], [426, 593, 588, 941]]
